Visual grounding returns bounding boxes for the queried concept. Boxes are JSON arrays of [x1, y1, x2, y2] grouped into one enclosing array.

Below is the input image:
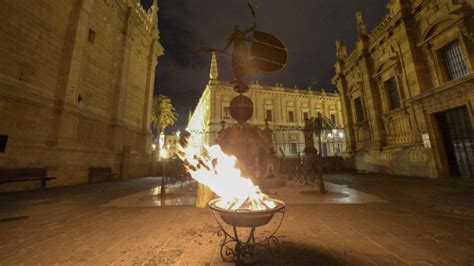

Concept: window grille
[[290, 143, 298, 154], [354, 97, 365, 122], [288, 111, 295, 122], [440, 41, 468, 81], [385, 77, 401, 110], [330, 114, 336, 124], [266, 110, 273, 121], [303, 112, 309, 121]]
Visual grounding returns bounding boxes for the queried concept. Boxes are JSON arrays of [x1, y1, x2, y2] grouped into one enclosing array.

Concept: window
[[288, 111, 295, 122], [266, 109, 273, 121], [354, 97, 365, 122], [330, 114, 336, 125], [223, 106, 230, 119], [290, 143, 298, 154], [0, 135, 7, 153], [88, 28, 96, 44], [385, 77, 401, 110], [439, 41, 468, 81], [303, 112, 309, 121]]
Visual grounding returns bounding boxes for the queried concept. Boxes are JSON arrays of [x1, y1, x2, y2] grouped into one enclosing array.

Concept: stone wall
[[333, 0, 474, 179], [0, 0, 164, 191]]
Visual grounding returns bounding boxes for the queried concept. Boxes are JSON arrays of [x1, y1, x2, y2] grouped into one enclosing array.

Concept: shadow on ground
[[256, 241, 358, 266]]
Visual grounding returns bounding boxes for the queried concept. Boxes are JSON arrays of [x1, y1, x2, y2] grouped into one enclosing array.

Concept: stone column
[[358, 48, 386, 149], [142, 38, 163, 153], [142, 38, 164, 130], [334, 76, 356, 152]]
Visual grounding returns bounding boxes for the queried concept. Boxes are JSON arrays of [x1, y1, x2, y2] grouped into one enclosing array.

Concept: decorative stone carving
[[460, 24, 474, 43], [336, 40, 348, 61], [356, 11, 367, 36]]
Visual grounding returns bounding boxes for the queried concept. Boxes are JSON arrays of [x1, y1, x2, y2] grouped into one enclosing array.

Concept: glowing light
[[160, 149, 169, 159], [159, 133, 165, 149], [152, 144, 157, 150], [338, 131, 344, 138], [176, 143, 276, 211]]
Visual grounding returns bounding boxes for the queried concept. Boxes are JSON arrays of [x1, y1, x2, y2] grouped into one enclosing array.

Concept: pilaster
[[49, 0, 95, 146], [111, 7, 135, 150], [142, 38, 164, 153]]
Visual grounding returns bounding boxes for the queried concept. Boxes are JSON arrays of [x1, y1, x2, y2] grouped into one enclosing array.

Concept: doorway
[[436, 106, 474, 179]]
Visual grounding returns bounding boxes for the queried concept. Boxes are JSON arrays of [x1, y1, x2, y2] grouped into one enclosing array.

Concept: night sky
[[144, 0, 388, 130]]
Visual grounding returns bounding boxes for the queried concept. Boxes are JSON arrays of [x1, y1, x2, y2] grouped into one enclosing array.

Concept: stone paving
[[1, 174, 474, 265]]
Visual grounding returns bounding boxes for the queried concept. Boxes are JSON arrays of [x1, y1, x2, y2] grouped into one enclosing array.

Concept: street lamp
[[326, 129, 344, 156], [159, 148, 168, 159], [160, 146, 170, 196], [338, 131, 344, 139], [334, 129, 344, 155]]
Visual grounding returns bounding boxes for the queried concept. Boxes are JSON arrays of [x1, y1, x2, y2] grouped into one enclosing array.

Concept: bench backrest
[[89, 167, 112, 176], [0, 168, 47, 179]]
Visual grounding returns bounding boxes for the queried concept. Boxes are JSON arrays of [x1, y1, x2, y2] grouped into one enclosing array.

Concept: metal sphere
[[230, 95, 253, 122]]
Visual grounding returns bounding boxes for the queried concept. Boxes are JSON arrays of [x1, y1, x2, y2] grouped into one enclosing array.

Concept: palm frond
[[151, 95, 178, 134], [310, 113, 335, 136]]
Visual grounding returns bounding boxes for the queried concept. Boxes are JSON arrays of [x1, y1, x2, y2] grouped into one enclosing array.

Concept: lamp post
[[326, 129, 344, 156], [160, 148, 169, 196]]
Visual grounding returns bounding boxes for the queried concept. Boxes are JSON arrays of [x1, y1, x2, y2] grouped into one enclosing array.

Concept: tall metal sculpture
[[199, 2, 287, 93], [196, 2, 288, 198]]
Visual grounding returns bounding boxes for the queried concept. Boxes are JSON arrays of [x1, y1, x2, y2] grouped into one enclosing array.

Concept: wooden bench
[[0, 168, 56, 189], [88, 167, 116, 183]]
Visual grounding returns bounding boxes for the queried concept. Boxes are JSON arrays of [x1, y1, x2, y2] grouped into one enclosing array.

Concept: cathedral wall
[[124, 28, 149, 130], [80, 0, 127, 119], [0, 0, 162, 191], [0, 0, 74, 100]]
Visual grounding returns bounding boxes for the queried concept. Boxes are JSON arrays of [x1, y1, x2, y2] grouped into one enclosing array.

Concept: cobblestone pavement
[[1, 174, 474, 265]]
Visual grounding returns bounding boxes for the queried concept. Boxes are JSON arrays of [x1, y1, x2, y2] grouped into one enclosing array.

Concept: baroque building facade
[[333, 0, 474, 179], [187, 53, 344, 157], [0, 0, 163, 190]]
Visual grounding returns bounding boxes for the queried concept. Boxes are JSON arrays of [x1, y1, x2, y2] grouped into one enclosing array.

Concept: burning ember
[[176, 141, 276, 211]]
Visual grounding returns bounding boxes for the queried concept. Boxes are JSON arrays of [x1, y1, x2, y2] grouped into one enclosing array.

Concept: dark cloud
[[153, 0, 388, 129]]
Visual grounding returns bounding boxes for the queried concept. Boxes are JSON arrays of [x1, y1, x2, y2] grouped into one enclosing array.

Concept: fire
[[176, 143, 276, 211]]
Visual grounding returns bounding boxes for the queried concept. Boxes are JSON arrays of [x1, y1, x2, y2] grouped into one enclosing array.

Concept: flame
[[176, 143, 276, 211]]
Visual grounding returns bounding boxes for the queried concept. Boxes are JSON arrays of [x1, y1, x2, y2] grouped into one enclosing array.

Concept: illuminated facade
[[332, 0, 474, 179], [187, 53, 344, 157], [0, 0, 163, 191]]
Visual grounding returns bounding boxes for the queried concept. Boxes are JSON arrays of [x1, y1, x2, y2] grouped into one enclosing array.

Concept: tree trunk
[[317, 132, 326, 194], [156, 128, 162, 161]]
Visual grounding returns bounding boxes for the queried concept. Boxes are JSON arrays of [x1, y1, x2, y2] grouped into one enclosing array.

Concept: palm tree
[[308, 112, 335, 194], [310, 112, 336, 155], [151, 95, 178, 158]]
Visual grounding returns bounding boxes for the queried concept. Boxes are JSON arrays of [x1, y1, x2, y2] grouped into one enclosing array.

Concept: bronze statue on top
[[221, 4, 256, 93], [198, 2, 287, 93], [191, 2, 289, 204]]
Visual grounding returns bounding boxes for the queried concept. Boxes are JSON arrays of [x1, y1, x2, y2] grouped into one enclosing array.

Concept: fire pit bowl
[[208, 197, 286, 263], [208, 198, 285, 227]]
